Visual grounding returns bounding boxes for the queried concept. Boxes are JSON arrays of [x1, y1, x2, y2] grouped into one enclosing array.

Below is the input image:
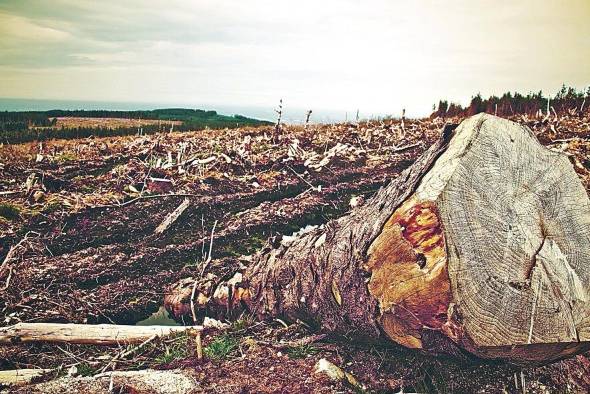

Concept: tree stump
[[240, 114, 590, 364]]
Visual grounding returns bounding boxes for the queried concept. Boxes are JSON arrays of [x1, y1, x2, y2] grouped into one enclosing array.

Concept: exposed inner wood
[[366, 196, 450, 349]]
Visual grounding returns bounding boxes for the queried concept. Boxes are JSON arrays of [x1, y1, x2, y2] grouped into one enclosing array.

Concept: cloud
[[0, 0, 588, 116]]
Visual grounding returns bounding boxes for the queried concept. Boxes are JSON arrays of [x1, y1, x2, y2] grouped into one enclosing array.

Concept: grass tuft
[[229, 315, 256, 333], [0, 203, 21, 221], [286, 344, 319, 359], [154, 335, 191, 364], [54, 152, 77, 162], [76, 363, 97, 377], [204, 334, 239, 360]]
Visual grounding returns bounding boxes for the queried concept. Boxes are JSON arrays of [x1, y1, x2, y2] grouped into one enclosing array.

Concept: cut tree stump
[[0, 323, 201, 345], [222, 113, 590, 365]]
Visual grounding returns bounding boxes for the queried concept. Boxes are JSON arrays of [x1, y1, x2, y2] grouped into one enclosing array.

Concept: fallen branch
[[389, 142, 420, 153], [199, 219, 218, 277], [0, 323, 202, 345], [100, 334, 158, 373], [549, 137, 590, 144], [189, 220, 219, 327], [91, 193, 200, 209], [0, 231, 40, 289], [258, 333, 328, 350], [154, 198, 191, 234], [285, 165, 318, 191]]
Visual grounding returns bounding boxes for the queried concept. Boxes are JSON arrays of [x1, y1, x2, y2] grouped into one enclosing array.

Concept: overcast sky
[[0, 0, 589, 117]]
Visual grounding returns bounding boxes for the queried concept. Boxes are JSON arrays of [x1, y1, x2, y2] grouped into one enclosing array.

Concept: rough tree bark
[[175, 114, 590, 365]]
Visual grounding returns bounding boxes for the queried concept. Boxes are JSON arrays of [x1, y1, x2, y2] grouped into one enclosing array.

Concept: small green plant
[[76, 363, 97, 377], [54, 152, 77, 162], [154, 338, 190, 364], [229, 315, 256, 333], [0, 203, 20, 221], [42, 201, 64, 214], [203, 334, 239, 360], [220, 234, 266, 257], [286, 344, 319, 359]]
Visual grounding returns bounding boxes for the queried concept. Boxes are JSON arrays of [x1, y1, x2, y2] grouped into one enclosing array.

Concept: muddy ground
[[1, 114, 590, 392]]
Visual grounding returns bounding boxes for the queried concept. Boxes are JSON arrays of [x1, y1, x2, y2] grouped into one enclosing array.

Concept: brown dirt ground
[[1, 114, 590, 392]]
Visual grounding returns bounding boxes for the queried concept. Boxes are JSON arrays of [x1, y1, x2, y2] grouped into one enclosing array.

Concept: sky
[[0, 0, 589, 118]]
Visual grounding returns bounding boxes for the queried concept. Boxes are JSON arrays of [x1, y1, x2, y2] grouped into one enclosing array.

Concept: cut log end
[[366, 114, 590, 363]]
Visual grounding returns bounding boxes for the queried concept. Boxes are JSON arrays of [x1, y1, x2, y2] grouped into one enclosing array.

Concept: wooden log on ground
[[0, 369, 51, 387], [0, 323, 202, 345], [237, 114, 590, 365]]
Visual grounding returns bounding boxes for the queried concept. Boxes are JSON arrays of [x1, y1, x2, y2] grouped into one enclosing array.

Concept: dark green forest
[[432, 84, 590, 118], [0, 108, 272, 144]]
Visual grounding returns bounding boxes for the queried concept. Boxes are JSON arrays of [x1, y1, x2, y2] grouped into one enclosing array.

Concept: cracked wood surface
[[437, 114, 590, 362]]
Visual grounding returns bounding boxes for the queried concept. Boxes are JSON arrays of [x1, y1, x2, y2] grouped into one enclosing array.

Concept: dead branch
[[305, 110, 313, 129], [0, 231, 40, 289], [154, 198, 190, 234], [0, 323, 202, 345], [190, 219, 219, 325], [99, 334, 158, 373], [91, 193, 200, 209]]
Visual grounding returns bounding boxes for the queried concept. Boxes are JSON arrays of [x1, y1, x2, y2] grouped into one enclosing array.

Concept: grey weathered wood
[[0, 323, 201, 345], [433, 114, 590, 361], [0, 369, 51, 387], [19, 369, 198, 394], [154, 198, 190, 234]]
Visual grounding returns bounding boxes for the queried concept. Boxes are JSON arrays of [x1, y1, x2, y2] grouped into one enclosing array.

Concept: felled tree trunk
[[182, 114, 590, 364]]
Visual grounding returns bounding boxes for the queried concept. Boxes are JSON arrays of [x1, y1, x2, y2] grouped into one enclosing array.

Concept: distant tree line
[[0, 111, 57, 132], [0, 108, 272, 144], [42, 108, 221, 120], [432, 84, 590, 118]]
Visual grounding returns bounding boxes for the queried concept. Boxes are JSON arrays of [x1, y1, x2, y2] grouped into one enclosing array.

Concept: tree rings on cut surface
[[367, 114, 590, 363]]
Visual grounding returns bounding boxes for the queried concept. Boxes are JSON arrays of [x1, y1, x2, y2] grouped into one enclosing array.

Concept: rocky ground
[[1, 114, 590, 392]]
